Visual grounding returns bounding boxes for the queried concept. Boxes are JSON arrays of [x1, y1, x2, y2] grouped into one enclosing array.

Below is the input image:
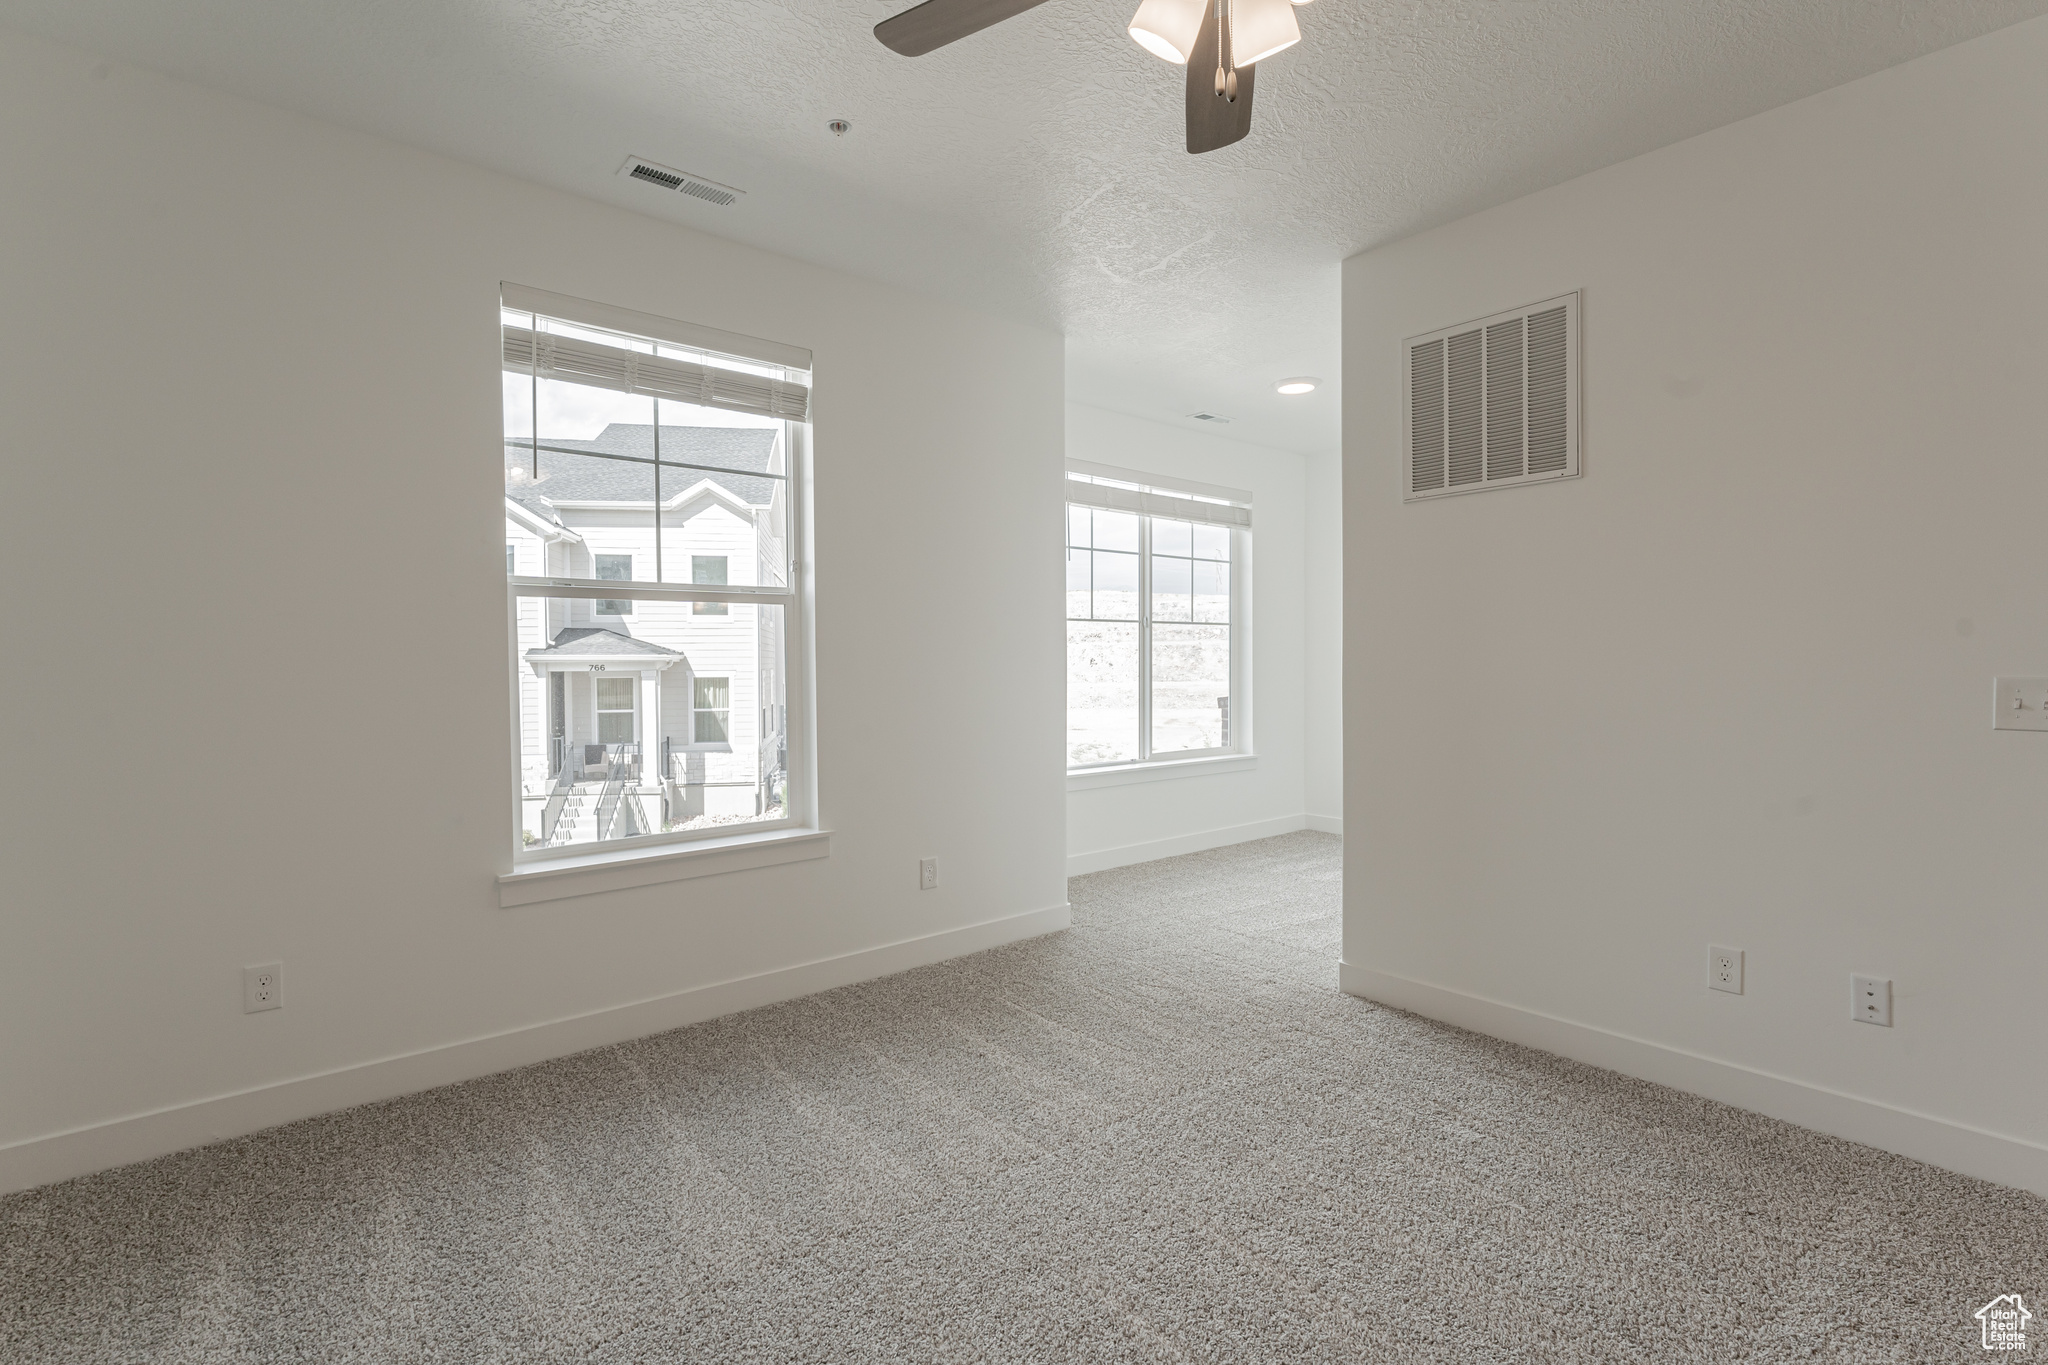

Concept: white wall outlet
[[1852, 973, 1892, 1027], [243, 963, 283, 1014], [1993, 677, 2048, 732], [919, 857, 938, 891], [1709, 946, 1743, 994]]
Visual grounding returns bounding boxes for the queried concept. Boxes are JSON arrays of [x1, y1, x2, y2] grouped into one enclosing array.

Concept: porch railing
[[592, 741, 640, 842], [538, 755, 576, 845]]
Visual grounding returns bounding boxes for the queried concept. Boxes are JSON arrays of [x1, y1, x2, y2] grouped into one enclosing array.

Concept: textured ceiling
[[6, 0, 2045, 452]]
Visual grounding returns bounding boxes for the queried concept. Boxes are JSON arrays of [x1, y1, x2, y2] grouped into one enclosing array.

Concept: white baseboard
[[1339, 962, 2048, 1198], [1305, 813, 1343, 836], [1067, 814, 1309, 877], [0, 904, 1072, 1196]]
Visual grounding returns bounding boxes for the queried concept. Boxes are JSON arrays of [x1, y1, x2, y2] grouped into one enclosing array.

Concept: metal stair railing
[[538, 750, 578, 846], [592, 741, 641, 842]]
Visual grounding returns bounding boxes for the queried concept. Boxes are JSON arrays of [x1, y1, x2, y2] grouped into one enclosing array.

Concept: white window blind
[[1064, 462, 1252, 529], [503, 325, 810, 425]]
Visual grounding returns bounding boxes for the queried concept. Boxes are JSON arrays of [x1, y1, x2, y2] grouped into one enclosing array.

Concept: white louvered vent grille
[[617, 156, 743, 208], [1404, 292, 1578, 501]]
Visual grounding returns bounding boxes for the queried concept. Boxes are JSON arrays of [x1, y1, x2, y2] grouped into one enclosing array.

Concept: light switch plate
[[1993, 677, 2048, 732]]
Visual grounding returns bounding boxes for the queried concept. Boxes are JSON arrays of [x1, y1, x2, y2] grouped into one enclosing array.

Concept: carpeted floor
[[3, 831, 2043, 1361]]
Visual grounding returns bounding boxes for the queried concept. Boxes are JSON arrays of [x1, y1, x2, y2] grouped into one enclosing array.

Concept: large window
[[1065, 464, 1250, 770], [503, 284, 809, 854]]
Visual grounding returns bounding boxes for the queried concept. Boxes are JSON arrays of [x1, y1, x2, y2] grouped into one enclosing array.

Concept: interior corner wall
[[1064, 403, 1311, 874], [1341, 15, 2048, 1194], [0, 28, 1067, 1192], [1303, 448, 1343, 834]]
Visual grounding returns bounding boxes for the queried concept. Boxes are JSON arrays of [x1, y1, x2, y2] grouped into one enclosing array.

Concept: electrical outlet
[[243, 963, 282, 1014], [1852, 974, 1891, 1027], [1709, 946, 1743, 995], [919, 857, 939, 891]]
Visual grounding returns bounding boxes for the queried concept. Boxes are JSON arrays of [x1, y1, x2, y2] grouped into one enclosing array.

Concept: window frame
[[1064, 464, 1252, 776], [502, 283, 817, 871]]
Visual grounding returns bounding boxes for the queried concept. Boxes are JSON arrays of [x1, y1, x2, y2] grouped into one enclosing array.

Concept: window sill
[[499, 827, 830, 908], [1066, 753, 1257, 791]]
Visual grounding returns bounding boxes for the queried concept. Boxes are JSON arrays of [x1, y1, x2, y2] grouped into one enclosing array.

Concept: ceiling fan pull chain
[[1214, 0, 1238, 102]]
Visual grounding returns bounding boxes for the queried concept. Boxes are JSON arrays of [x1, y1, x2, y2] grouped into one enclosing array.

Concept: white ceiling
[[7, 0, 2043, 453]]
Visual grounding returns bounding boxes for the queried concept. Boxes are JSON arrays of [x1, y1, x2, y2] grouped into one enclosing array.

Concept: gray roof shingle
[[503, 423, 778, 510], [525, 627, 682, 658]]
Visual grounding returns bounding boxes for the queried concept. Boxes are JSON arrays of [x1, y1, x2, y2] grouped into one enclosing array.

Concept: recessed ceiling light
[[1274, 376, 1320, 395]]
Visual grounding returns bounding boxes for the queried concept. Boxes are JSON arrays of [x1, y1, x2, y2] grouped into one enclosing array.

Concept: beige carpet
[[3, 832, 2043, 1361]]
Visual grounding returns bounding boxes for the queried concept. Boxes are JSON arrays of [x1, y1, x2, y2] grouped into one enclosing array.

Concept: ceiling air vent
[[617, 156, 744, 208], [1189, 412, 1232, 424], [1404, 292, 1578, 501]]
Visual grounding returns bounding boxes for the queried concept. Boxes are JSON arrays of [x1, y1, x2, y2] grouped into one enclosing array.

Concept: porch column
[[641, 667, 662, 789]]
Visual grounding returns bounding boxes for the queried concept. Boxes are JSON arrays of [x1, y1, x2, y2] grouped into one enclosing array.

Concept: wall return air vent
[[617, 156, 744, 207], [1403, 292, 1579, 501]]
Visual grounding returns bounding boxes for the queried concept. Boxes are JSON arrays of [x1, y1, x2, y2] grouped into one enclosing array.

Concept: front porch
[[518, 626, 770, 849]]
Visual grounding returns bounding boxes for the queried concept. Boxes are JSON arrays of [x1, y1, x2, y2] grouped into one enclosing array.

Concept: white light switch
[[1993, 678, 2048, 732]]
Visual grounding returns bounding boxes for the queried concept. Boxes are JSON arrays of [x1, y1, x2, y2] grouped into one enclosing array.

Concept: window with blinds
[[1404, 292, 1579, 501], [1065, 463, 1250, 772], [502, 283, 808, 858]]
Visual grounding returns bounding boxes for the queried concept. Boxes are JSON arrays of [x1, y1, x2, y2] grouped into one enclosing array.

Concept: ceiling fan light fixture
[[1128, 0, 1206, 63], [1230, 0, 1300, 66]]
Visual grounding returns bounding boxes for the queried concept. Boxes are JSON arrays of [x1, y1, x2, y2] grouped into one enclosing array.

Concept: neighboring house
[[506, 423, 790, 847]]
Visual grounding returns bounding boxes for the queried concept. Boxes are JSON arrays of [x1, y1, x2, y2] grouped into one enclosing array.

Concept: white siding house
[[506, 423, 789, 847]]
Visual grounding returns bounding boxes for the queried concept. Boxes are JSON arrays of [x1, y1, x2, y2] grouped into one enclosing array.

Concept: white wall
[[0, 29, 1067, 1191], [1064, 404, 1313, 873], [1341, 17, 2048, 1194], [1304, 448, 1343, 831]]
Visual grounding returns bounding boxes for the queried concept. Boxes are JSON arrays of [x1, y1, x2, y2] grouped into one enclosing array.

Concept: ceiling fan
[[874, 0, 1312, 154]]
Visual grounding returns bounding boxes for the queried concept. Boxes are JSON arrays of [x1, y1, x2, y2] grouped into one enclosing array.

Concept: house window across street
[[1065, 463, 1251, 771], [694, 677, 730, 744], [595, 675, 636, 744], [504, 284, 809, 855], [692, 556, 729, 615], [593, 554, 633, 616]]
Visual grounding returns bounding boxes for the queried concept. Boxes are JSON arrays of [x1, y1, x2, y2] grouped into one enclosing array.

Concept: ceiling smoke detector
[[617, 155, 744, 207]]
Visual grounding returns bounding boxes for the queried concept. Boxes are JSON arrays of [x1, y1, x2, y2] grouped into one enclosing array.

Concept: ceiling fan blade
[[1184, 2, 1255, 153], [874, 0, 1055, 56]]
